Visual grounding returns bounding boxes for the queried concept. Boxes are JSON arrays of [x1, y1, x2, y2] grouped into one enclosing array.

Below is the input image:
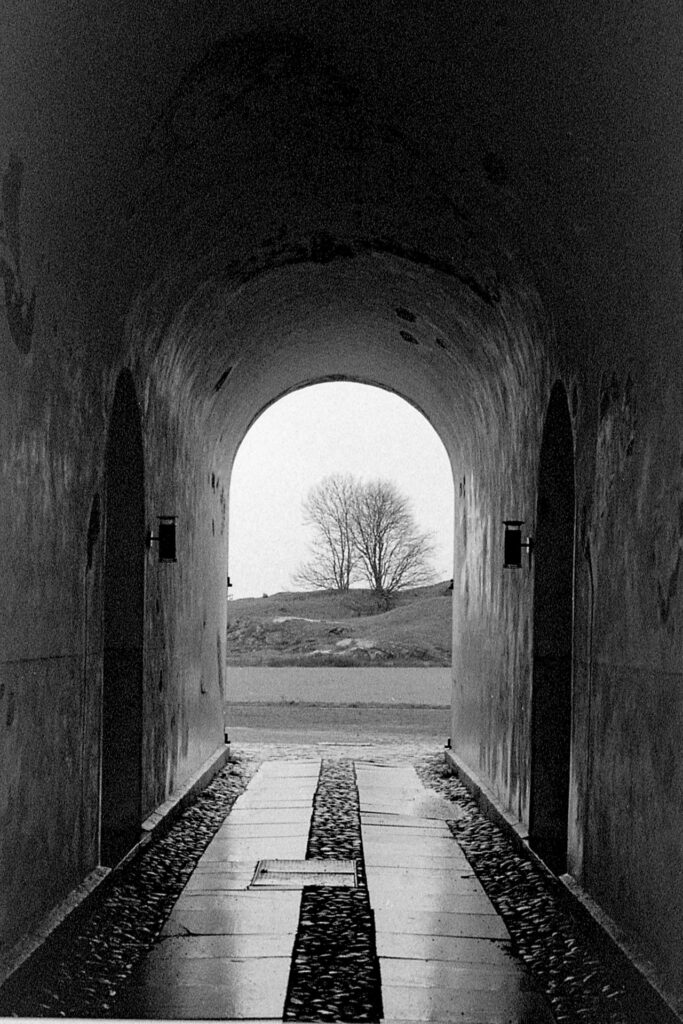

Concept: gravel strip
[[0, 752, 259, 1019], [284, 759, 382, 1022], [305, 759, 363, 863], [415, 753, 672, 1024]]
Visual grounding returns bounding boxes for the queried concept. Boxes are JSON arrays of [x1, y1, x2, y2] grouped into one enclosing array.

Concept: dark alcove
[[101, 370, 145, 866], [529, 381, 575, 873]]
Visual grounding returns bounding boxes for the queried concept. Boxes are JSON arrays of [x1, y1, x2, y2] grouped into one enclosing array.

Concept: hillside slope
[[226, 582, 453, 667]]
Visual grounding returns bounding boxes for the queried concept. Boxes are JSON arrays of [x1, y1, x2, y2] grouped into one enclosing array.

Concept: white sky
[[227, 382, 454, 599]]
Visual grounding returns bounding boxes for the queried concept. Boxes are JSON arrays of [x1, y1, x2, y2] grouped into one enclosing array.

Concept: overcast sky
[[228, 382, 454, 599]]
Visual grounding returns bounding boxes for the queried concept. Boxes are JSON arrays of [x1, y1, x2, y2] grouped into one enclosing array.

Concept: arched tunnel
[[1, 1, 682, 1015]]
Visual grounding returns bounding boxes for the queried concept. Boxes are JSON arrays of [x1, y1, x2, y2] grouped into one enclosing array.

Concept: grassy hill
[[226, 581, 453, 667]]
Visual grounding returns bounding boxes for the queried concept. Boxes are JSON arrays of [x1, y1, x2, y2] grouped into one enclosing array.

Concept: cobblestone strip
[[0, 753, 260, 1019], [416, 754, 672, 1024], [284, 759, 383, 1022]]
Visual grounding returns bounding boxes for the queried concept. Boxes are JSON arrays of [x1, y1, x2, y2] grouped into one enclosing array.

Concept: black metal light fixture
[[503, 520, 533, 568], [147, 516, 177, 562]]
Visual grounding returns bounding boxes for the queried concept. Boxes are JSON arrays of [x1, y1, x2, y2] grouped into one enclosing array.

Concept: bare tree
[[291, 473, 357, 591], [293, 474, 435, 601], [350, 479, 435, 600]]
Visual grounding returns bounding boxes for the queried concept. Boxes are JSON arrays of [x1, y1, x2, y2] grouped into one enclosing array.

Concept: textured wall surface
[[0, 0, 682, 1002]]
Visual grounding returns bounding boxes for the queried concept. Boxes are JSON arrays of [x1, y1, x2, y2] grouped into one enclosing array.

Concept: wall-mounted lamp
[[147, 516, 177, 562], [503, 520, 534, 568]]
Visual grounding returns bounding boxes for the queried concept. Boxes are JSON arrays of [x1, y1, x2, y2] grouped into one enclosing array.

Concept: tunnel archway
[[101, 370, 145, 866], [529, 381, 575, 873], [222, 379, 455, 742]]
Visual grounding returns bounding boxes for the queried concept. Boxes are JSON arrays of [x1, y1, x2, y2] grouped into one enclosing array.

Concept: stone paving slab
[[230, 797, 314, 808], [206, 828, 310, 843], [232, 796, 315, 811], [216, 823, 310, 838], [357, 768, 421, 778], [376, 933, 518, 966], [381, 985, 557, 1022], [235, 778, 317, 794], [237, 772, 318, 783], [380, 958, 528, 989], [363, 824, 454, 841], [130, 952, 293, 990], [355, 771, 457, 820], [357, 780, 426, 793], [359, 796, 458, 819], [357, 786, 426, 796], [147, 934, 295, 959], [364, 850, 471, 870], [360, 816, 453, 834], [362, 835, 469, 855], [169, 892, 301, 913], [363, 840, 469, 860], [193, 859, 259, 873], [161, 900, 301, 937], [361, 812, 455, 830], [366, 868, 482, 894], [370, 892, 500, 916], [199, 838, 308, 860], [185, 870, 255, 892], [224, 807, 313, 823], [120, 967, 290, 1019], [256, 759, 321, 775], [362, 833, 466, 854], [357, 782, 425, 796], [374, 909, 509, 941], [230, 802, 314, 816]]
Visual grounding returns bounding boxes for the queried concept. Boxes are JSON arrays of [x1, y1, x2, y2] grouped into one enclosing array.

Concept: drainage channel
[[283, 758, 383, 1022]]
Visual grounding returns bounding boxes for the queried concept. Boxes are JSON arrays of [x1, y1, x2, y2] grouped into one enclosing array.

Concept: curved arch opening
[[228, 380, 454, 602], [224, 380, 454, 728], [101, 370, 145, 866], [529, 380, 576, 873]]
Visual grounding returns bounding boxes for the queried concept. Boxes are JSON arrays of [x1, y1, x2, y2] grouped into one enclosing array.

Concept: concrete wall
[[0, 0, 681, 1002], [446, 5, 683, 994], [0, 4, 229, 948]]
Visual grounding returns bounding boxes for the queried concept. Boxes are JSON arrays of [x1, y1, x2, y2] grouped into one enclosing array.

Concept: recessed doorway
[[101, 370, 145, 866], [529, 381, 575, 873]]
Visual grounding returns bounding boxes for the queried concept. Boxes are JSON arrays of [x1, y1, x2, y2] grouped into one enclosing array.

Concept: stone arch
[[237, 375, 449, 462], [529, 380, 576, 872], [101, 370, 145, 866]]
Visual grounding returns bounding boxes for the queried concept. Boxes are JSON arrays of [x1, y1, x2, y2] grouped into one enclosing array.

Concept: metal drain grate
[[250, 859, 358, 889]]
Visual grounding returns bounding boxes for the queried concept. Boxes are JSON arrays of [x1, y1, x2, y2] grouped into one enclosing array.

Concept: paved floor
[[121, 759, 555, 1022]]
